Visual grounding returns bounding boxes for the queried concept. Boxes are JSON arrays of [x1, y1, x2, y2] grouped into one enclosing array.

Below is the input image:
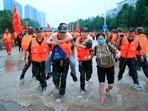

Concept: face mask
[[97, 39, 106, 45]]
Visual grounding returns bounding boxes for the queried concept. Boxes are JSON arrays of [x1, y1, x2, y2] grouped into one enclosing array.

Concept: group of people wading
[[2, 23, 148, 104]]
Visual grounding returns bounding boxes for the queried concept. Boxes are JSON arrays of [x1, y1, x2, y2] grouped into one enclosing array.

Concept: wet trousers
[[79, 60, 92, 90], [118, 57, 139, 84], [20, 59, 31, 79], [32, 61, 46, 88], [52, 59, 69, 96], [137, 55, 148, 78], [4, 42, 12, 54]]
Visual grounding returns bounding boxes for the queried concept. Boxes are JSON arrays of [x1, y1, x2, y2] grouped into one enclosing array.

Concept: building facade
[[15, 1, 22, 18], [106, 0, 137, 18], [3, 0, 14, 11]]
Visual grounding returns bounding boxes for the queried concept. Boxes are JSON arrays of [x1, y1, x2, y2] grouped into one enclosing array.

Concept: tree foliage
[[68, 0, 148, 35], [0, 10, 40, 34]]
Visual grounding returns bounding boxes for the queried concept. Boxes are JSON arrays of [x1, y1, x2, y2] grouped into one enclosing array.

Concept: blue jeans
[[45, 53, 76, 76], [69, 53, 76, 75], [45, 54, 52, 74]]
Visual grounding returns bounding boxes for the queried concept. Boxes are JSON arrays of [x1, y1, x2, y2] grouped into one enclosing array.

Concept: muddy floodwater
[[0, 46, 148, 111]]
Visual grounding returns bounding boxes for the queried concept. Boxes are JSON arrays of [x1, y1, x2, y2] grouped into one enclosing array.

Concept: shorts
[[97, 66, 114, 84]]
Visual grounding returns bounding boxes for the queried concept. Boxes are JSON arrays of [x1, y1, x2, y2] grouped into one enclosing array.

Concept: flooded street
[[0, 45, 148, 111]]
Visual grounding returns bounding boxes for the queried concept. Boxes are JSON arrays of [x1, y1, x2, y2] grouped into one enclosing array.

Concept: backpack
[[51, 45, 66, 61]]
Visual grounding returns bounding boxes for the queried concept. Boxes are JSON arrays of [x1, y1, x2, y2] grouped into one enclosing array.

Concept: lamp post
[[103, 0, 107, 35]]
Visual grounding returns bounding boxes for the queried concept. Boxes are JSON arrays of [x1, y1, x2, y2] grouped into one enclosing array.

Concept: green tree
[[21, 18, 40, 29], [0, 10, 12, 33]]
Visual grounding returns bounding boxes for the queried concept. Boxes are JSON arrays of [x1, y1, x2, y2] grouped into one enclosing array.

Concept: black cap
[[81, 27, 88, 32], [128, 28, 135, 32], [36, 27, 42, 33], [58, 23, 67, 33], [136, 27, 144, 33]]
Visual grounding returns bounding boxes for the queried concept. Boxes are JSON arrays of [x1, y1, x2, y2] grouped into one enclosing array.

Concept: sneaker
[[46, 72, 52, 80], [41, 81, 47, 92], [56, 95, 64, 102], [71, 73, 77, 82], [80, 89, 85, 94], [87, 78, 93, 83], [133, 84, 143, 91], [117, 77, 122, 82]]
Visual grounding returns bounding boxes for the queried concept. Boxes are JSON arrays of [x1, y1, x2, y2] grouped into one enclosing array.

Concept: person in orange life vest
[[45, 23, 78, 82], [20, 27, 35, 80], [2, 28, 13, 55], [16, 29, 26, 52], [25, 27, 50, 91], [93, 33, 120, 104], [109, 29, 118, 46], [46, 23, 72, 99], [134, 27, 148, 78], [74, 27, 93, 94], [117, 28, 144, 91], [73, 31, 80, 42], [116, 28, 124, 49]]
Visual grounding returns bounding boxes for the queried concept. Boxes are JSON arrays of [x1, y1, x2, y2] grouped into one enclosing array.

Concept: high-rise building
[[39, 11, 46, 27], [3, 0, 14, 11], [15, 1, 23, 18], [25, 4, 46, 27]]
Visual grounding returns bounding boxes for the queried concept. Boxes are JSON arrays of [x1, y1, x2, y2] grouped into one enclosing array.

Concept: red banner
[[13, 4, 23, 34], [75, 22, 80, 32], [47, 23, 50, 29]]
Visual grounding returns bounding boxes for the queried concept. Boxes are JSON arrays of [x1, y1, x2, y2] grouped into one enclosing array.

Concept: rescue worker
[[73, 30, 80, 42], [74, 27, 93, 94], [117, 28, 143, 91], [110, 29, 118, 46], [135, 27, 148, 78], [25, 27, 50, 91], [16, 29, 26, 52], [116, 28, 124, 50], [2, 28, 13, 55], [46, 23, 72, 99], [45, 23, 78, 82], [20, 27, 35, 80]]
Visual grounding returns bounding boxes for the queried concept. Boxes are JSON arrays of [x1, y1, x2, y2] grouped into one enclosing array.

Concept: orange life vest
[[52, 36, 72, 59], [31, 38, 49, 62], [76, 37, 92, 61], [110, 33, 118, 45], [120, 36, 139, 58], [21, 34, 32, 52], [137, 34, 148, 55], [3, 33, 12, 43]]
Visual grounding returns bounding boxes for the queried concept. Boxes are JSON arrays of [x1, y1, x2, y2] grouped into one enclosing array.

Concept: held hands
[[25, 59, 29, 65], [115, 50, 121, 59], [84, 55, 93, 60]]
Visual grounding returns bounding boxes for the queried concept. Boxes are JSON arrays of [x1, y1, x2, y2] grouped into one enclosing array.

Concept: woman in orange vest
[[46, 23, 72, 99], [74, 27, 93, 94], [25, 27, 50, 91], [117, 28, 143, 91], [2, 28, 13, 55]]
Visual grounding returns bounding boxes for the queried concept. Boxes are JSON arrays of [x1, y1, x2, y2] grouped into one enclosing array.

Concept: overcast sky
[[0, 0, 122, 27]]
